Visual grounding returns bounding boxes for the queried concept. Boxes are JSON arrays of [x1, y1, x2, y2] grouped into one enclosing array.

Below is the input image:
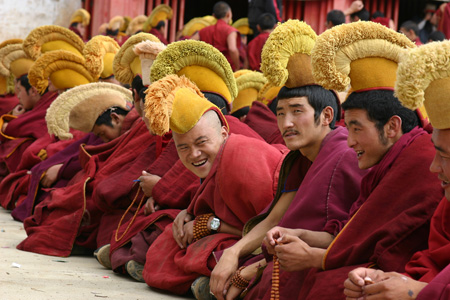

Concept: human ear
[[385, 115, 402, 138]]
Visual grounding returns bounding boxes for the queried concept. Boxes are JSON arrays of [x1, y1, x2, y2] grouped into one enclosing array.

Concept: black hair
[[342, 90, 419, 134], [277, 85, 340, 129], [213, 1, 231, 19], [429, 30, 446, 42], [17, 74, 33, 93], [400, 20, 419, 35], [155, 20, 166, 30], [70, 22, 79, 27], [131, 75, 147, 102], [95, 106, 129, 127], [327, 10, 346, 26], [106, 28, 119, 36], [257, 13, 276, 31], [371, 11, 385, 19], [231, 106, 250, 119], [203, 92, 229, 115], [351, 8, 370, 21], [269, 97, 279, 115]]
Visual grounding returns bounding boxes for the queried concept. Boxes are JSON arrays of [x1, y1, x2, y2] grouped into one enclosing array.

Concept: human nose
[[430, 152, 442, 174], [347, 133, 356, 148]]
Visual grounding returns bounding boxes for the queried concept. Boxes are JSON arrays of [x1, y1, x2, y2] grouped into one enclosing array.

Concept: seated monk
[[209, 20, 367, 300], [140, 74, 285, 295], [344, 40, 450, 300], [243, 21, 443, 300]]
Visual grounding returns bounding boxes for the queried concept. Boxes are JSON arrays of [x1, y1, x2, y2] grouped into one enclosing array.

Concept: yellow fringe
[[126, 15, 147, 36], [143, 4, 173, 32], [83, 35, 120, 79], [235, 71, 267, 93]]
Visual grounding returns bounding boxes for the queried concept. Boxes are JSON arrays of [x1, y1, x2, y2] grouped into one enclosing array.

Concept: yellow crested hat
[[28, 50, 96, 94], [143, 4, 173, 32], [202, 15, 217, 25], [312, 21, 415, 92], [46, 82, 132, 139], [0, 74, 15, 95], [23, 25, 85, 60], [0, 39, 34, 78], [231, 70, 267, 113], [70, 8, 91, 26], [98, 23, 108, 35], [395, 41, 450, 129], [182, 17, 213, 37], [144, 74, 228, 135], [232, 18, 253, 35], [108, 16, 125, 31], [261, 19, 317, 88], [121, 16, 132, 33], [257, 82, 282, 105], [133, 40, 166, 86], [150, 40, 238, 105], [113, 32, 160, 85], [84, 35, 120, 79], [126, 15, 147, 36]]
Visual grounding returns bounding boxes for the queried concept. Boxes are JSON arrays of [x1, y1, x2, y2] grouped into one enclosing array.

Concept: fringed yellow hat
[[202, 15, 217, 25], [0, 40, 34, 78], [150, 40, 238, 105], [84, 35, 120, 79], [261, 19, 317, 88], [231, 70, 267, 113], [121, 16, 132, 33], [0, 74, 15, 95], [312, 21, 415, 93], [113, 32, 160, 85], [70, 8, 91, 26], [46, 82, 132, 139], [28, 50, 95, 94], [395, 41, 450, 129], [182, 17, 213, 37], [144, 74, 228, 135], [133, 40, 166, 86], [126, 15, 147, 36], [108, 16, 125, 32], [232, 18, 253, 35], [257, 82, 282, 105], [143, 4, 173, 32], [23, 25, 85, 60], [98, 23, 108, 35]]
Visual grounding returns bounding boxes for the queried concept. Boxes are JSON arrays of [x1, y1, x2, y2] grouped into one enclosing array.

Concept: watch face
[[211, 218, 220, 231]]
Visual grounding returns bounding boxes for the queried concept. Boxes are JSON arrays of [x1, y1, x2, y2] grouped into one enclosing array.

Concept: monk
[[247, 13, 275, 72]]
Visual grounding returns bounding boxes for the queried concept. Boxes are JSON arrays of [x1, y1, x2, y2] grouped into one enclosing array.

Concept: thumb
[[142, 170, 149, 175], [278, 234, 298, 244]]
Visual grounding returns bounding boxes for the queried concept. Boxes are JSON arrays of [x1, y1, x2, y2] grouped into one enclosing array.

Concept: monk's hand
[[274, 234, 325, 272], [143, 197, 160, 215], [263, 226, 294, 255], [139, 171, 161, 197], [360, 272, 427, 300], [12, 104, 24, 116], [172, 209, 193, 249], [344, 267, 385, 299], [181, 220, 194, 247], [210, 248, 239, 300], [40, 164, 63, 188], [348, 0, 364, 14]]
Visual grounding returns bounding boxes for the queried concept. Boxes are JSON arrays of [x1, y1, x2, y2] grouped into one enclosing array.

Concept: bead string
[[270, 239, 280, 300]]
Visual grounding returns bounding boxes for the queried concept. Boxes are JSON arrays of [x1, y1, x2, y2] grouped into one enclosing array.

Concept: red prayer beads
[[193, 213, 214, 241]]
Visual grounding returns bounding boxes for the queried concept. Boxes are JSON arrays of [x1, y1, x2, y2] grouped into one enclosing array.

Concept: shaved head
[[202, 110, 223, 135]]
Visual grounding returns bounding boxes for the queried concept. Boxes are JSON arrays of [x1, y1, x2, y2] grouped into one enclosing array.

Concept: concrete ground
[[0, 208, 193, 300]]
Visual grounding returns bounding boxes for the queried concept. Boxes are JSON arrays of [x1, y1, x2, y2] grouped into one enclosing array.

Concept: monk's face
[[92, 112, 124, 142], [16, 81, 38, 111], [345, 108, 393, 169], [277, 97, 328, 154], [430, 128, 450, 201], [173, 113, 228, 179]]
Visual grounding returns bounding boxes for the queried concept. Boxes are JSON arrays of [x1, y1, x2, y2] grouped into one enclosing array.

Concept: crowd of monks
[[2, 1, 450, 300]]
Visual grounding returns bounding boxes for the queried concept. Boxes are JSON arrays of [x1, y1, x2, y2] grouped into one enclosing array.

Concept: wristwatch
[[210, 217, 221, 233]]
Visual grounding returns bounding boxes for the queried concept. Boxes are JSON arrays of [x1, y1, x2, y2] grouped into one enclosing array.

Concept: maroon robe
[[143, 134, 285, 294], [247, 31, 270, 71], [244, 100, 284, 145], [416, 263, 450, 299], [149, 28, 168, 45], [247, 127, 442, 300], [199, 19, 241, 70], [0, 94, 19, 116]]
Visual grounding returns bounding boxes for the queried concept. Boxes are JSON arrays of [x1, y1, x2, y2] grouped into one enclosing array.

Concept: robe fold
[[143, 134, 285, 294], [244, 101, 285, 145], [0, 94, 19, 116], [247, 31, 270, 72], [17, 110, 172, 256], [247, 127, 442, 300], [416, 263, 450, 300], [0, 91, 58, 177]]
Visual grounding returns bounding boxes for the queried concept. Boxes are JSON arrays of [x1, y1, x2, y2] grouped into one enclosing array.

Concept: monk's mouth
[[192, 159, 207, 167]]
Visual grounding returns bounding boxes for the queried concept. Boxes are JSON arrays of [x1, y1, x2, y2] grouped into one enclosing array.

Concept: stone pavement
[[0, 208, 193, 300]]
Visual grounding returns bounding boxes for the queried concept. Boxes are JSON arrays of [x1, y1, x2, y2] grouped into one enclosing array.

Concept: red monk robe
[[247, 127, 442, 300], [149, 28, 168, 45], [199, 20, 241, 70], [0, 94, 19, 116], [143, 134, 285, 294], [0, 91, 58, 178], [109, 115, 268, 271], [416, 264, 450, 299], [244, 100, 284, 145], [437, 3, 450, 40], [17, 110, 171, 256], [247, 31, 270, 72]]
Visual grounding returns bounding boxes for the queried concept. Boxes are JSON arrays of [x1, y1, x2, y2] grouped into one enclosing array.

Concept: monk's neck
[[299, 127, 332, 162]]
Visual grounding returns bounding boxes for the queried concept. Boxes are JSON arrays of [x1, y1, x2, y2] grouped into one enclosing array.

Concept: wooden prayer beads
[[193, 213, 213, 241], [230, 266, 250, 290], [270, 254, 280, 300]]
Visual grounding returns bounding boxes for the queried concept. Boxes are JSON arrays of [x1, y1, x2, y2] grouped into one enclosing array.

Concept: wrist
[[311, 248, 326, 269]]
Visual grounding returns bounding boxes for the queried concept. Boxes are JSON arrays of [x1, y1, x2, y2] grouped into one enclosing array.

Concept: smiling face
[[276, 96, 332, 160], [173, 111, 228, 179], [430, 128, 450, 200], [345, 108, 393, 169]]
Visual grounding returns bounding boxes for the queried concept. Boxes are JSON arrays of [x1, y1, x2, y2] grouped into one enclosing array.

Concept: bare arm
[[190, 31, 200, 40], [227, 31, 240, 71]]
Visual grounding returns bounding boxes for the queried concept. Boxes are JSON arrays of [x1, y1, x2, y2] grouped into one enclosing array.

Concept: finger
[[278, 233, 298, 244], [154, 205, 160, 211], [142, 170, 149, 176]]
